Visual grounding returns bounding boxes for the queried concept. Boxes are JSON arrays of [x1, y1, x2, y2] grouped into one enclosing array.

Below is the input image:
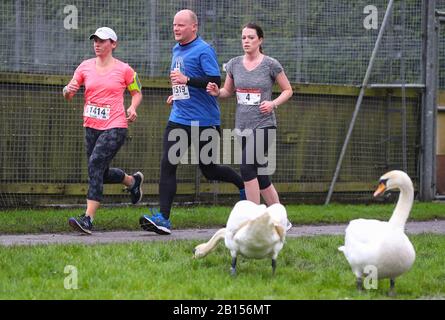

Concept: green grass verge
[[0, 202, 445, 234], [1, 235, 444, 299]]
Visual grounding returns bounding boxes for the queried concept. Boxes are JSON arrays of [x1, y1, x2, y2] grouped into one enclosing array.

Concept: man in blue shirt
[[140, 9, 246, 235]]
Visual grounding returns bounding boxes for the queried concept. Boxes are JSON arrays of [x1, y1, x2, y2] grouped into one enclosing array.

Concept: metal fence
[[0, 0, 432, 208], [0, 0, 424, 84]]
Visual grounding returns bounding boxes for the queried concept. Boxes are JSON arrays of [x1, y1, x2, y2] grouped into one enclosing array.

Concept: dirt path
[[1, 220, 445, 246]]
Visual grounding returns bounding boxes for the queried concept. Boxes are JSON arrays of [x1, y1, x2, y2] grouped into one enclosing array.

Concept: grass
[[1, 234, 444, 299], [0, 202, 445, 234]]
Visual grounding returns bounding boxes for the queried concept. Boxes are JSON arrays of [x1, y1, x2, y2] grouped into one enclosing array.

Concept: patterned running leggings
[[85, 127, 127, 202]]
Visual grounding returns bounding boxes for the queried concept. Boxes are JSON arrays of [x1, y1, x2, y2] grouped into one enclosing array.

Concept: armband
[[127, 72, 142, 92]]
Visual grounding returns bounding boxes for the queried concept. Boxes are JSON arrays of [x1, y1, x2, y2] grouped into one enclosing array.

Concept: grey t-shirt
[[225, 55, 283, 131]]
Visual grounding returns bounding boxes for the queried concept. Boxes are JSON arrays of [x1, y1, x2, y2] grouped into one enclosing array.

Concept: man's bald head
[[173, 9, 199, 45], [175, 9, 198, 24]]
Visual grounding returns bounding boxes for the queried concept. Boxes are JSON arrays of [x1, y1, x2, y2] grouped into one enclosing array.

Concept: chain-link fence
[[0, 0, 427, 208], [0, 0, 424, 83]]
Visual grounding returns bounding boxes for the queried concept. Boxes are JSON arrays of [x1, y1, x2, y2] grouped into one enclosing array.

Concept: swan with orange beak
[[339, 170, 416, 296]]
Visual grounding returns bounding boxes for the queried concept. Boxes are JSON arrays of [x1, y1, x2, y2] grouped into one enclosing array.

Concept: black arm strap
[[187, 75, 221, 88]]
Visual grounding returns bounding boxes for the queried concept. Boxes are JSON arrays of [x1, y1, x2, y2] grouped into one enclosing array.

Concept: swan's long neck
[[194, 228, 226, 258], [388, 184, 413, 229]]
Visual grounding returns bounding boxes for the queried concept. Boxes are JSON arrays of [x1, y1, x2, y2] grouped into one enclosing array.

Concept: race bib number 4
[[172, 84, 190, 100], [236, 88, 261, 106], [84, 103, 111, 120]]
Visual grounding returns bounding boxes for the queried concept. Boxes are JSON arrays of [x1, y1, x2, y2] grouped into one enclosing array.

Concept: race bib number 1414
[[84, 103, 111, 120]]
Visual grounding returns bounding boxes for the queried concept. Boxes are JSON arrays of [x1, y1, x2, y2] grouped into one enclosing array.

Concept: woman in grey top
[[207, 22, 293, 206]]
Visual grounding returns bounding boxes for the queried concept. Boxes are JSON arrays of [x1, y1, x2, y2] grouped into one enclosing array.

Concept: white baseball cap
[[89, 27, 118, 41]]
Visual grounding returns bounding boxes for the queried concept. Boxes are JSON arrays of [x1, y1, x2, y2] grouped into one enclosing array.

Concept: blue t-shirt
[[169, 36, 221, 126]]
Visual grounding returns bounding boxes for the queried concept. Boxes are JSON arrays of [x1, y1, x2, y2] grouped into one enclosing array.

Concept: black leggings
[[85, 127, 127, 202], [159, 121, 244, 217], [238, 126, 276, 190]]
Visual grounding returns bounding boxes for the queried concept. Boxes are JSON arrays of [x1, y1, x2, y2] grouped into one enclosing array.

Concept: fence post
[[325, 0, 395, 205], [420, 0, 438, 201]]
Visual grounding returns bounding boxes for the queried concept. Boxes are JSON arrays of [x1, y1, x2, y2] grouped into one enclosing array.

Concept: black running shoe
[[68, 214, 93, 235], [128, 171, 144, 204]]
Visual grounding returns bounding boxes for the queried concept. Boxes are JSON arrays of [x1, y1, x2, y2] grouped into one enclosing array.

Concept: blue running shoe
[[139, 209, 171, 235], [239, 188, 247, 200]]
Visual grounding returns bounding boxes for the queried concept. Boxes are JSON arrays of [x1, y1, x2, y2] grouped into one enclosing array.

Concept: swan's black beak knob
[[373, 178, 388, 197]]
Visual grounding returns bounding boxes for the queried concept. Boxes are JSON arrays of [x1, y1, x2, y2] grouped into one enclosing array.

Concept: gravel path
[[1, 220, 445, 246]]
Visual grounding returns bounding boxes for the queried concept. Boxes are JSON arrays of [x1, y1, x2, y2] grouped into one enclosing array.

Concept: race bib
[[84, 102, 111, 120], [172, 84, 190, 100], [236, 88, 261, 106]]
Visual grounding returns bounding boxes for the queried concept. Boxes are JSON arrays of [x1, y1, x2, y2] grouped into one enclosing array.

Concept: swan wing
[[344, 219, 390, 245], [376, 230, 416, 278], [266, 203, 288, 229], [341, 219, 388, 270], [234, 212, 284, 258], [224, 201, 262, 255], [275, 224, 285, 242], [226, 200, 267, 232]]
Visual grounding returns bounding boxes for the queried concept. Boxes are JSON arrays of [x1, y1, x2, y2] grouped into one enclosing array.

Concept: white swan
[[194, 200, 288, 275], [338, 170, 416, 295]]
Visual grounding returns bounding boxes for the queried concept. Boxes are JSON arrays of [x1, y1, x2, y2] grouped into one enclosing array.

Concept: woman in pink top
[[63, 27, 143, 234]]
